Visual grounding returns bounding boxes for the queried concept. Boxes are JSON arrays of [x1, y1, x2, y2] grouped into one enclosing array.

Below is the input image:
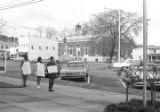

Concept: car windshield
[[125, 60, 134, 64], [67, 62, 85, 67]]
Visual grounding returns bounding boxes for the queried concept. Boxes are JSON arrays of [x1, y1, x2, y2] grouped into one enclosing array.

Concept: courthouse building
[[58, 24, 108, 62]]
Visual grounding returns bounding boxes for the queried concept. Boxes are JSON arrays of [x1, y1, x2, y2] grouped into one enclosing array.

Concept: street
[[0, 75, 140, 112], [6, 61, 123, 90], [0, 61, 159, 112], [5, 61, 147, 95]]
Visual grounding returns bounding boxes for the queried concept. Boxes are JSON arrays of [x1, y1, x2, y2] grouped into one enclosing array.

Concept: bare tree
[[82, 10, 142, 62], [36, 25, 44, 38], [45, 26, 57, 39]]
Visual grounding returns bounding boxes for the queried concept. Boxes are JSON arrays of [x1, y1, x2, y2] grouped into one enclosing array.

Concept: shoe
[[49, 89, 54, 92], [36, 85, 40, 88]]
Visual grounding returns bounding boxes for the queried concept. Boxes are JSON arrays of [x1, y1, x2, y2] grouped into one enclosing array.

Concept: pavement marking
[[119, 79, 126, 88]]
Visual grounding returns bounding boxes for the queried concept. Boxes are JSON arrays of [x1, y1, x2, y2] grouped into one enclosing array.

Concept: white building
[[131, 45, 160, 62], [18, 37, 58, 61]]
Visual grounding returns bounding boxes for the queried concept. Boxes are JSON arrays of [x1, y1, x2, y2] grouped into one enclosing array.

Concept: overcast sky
[[0, 0, 159, 46]]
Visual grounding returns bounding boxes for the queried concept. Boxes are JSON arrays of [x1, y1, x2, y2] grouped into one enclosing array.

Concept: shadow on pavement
[[0, 82, 22, 88], [61, 78, 85, 83]]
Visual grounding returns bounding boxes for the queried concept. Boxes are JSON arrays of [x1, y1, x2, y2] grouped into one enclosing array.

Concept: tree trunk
[[126, 83, 129, 105], [153, 83, 156, 107], [109, 39, 116, 63], [151, 84, 154, 105], [150, 83, 156, 107]]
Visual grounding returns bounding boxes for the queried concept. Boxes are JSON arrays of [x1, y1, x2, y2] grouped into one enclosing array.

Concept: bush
[[104, 99, 160, 112]]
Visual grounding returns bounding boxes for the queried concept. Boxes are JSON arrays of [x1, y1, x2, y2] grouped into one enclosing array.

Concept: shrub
[[104, 104, 119, 112], [104, 99, 160, 112]]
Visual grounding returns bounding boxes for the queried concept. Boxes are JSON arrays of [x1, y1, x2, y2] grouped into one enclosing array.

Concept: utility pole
[[14, 28, 16, 59], [118, 9, 121, 63], [143, 0, 147, 107]]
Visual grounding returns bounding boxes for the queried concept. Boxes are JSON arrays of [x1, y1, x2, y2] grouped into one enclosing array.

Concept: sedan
[[112, 59, 141, 69], [59, 61, 89, 81]]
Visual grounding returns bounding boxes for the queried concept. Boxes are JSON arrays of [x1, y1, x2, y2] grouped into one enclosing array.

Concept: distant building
[[131, 45, 160, 62], [58, 24, 108, 62], [18, 37, 58, 61], [0, 35, 18, 51], [0, 35, 18, 59]]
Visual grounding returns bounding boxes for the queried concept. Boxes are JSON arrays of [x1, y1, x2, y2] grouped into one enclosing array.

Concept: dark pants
[[37, 76, 42, 85], [22, 75, 28, 86], [49, 77, 55, 90]]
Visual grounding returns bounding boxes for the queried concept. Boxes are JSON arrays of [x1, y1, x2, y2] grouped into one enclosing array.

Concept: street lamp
[[104, 8, 121, 63]]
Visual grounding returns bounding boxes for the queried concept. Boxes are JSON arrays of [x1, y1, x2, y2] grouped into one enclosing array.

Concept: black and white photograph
[[0, 0, 159, 112]]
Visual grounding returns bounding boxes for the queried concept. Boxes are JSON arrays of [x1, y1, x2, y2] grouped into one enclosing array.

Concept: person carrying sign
[[21, 55, 31, 87], [35, 57, 45, 88], [46, 56, 57, 92]]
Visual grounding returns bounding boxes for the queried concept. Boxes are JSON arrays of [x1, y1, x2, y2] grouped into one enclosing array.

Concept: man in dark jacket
[[46, 56, 57, 92]]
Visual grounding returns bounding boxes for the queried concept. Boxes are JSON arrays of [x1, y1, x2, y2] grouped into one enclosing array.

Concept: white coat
[[22, 61, 31, 75], [36, 62, 45, 77]]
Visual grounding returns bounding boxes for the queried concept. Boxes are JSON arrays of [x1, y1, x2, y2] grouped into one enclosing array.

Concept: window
[[68, 48, 73, 55], [1, 45, 3, 49], [67, 62, 84, 67], [84, 47, 89, 55], [39, 46, 41, 50], [53, 46, 55, 50], [31, 46, 34, 50], [46, 46, 48, 50], [6, 45, 8, 49]]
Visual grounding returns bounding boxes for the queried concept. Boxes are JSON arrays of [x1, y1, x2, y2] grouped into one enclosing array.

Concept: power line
[[0, 0, 23, 7], [0, 0, 43, 10]]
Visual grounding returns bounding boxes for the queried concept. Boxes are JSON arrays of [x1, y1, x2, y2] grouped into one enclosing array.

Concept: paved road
[[5, 61, 148, 95], [6, 61, 122, 88], [0, 75, 140, 112]]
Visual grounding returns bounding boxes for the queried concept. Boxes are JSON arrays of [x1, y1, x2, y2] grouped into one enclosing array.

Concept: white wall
[[132, 48, 143, 60], [131, 47, 160, 60], [8, 47, 18, 55], [18, 37, 29, 52], [18, 37, 58, 61]]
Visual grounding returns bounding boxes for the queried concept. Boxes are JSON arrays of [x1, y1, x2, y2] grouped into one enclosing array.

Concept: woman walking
[[46, 56, 57, 92], [35, 57, 45, 88], [21, 55, 31, 87]]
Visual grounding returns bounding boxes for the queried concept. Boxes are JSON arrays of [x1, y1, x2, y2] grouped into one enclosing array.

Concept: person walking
[[21, 55, 31, 87], [46, 56, 57, 92], [35, 57, 45, 88]]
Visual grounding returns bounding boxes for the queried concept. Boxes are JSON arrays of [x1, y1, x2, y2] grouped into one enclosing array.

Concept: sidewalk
[[0, 75, 141, 112]]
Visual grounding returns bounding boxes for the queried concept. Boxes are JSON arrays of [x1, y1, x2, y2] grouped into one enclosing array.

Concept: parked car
[[129, 63, 160, 88], [14, 57, 24, 61], [112, 59, 142, 69], [59, 61, 89, 81]]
